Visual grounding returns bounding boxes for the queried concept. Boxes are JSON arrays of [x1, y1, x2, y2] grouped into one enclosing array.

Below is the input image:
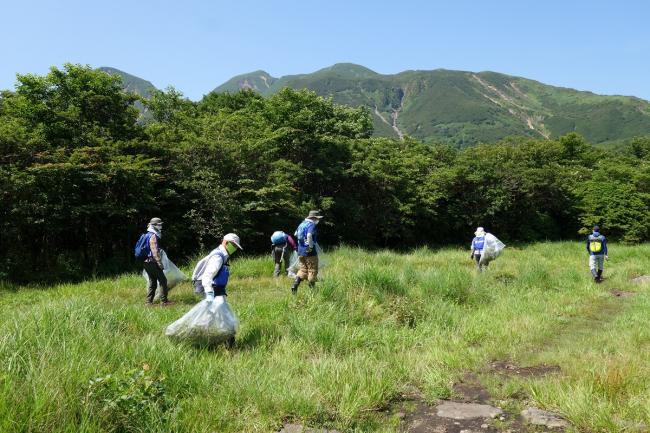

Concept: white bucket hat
[[475, 227, 486, 236]]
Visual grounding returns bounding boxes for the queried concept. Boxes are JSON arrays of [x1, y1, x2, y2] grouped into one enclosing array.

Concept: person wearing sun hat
[[470, 226, 488, 272], [141, 217, 173, 306], [191, 233, 243, 303], [291, 210, 324, 293]]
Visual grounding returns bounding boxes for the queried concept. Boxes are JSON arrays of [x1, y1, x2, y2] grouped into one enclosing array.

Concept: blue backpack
[[134, 233, 152, 260]]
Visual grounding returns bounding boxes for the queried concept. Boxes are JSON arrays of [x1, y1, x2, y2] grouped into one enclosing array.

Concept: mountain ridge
[[211, 63, 650, 146], [103, 64, 650, 146]]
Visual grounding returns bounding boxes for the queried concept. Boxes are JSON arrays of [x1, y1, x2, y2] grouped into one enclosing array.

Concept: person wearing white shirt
[[191, 233, 243, 303]]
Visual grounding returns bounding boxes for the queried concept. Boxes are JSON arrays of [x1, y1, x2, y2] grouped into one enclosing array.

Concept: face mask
[[313, 219, 320, 225], [225, 242, 237, 255]]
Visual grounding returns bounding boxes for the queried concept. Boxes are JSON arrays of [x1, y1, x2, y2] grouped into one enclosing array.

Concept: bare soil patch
[[452, 373, 492, 403], [488, 361, 561, 378], [610, 289, 635, 298], [399, 397, 501, 433]]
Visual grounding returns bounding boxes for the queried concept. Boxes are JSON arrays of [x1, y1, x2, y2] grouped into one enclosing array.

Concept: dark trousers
[[273, 245, 292, 277], [474, 253, 488, 271], [144, 260, 169, 303]]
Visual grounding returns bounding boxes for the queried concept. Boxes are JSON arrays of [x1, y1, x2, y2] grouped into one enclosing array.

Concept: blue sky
[[1, 0, 648, 100]]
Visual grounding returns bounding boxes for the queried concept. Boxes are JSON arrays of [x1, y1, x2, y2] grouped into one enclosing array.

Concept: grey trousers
[[589, 255, 605, 271], [273, 245, 292, 277]]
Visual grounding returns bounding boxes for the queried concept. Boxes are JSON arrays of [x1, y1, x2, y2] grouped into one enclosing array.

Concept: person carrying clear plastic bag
[[287, 243, 327, 279], [470, 227, 505, 271], [271, 231, 297, 277], [134, 217, 177, 306], [142, 249, 187, 301], [166, 233, 243, 347], [290, 210, 324, 294]]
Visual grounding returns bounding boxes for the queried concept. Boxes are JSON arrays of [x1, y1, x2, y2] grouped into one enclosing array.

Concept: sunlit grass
[[0, 242, 648, 432]]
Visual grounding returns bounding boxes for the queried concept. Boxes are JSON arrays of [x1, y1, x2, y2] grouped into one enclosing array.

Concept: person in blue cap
[[586, 225, 608, 282], [271, 231, 297, 277]]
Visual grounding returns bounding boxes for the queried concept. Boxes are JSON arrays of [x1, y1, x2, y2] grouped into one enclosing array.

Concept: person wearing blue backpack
[[191, 233, 243, 302], [586, 225, 608, 282], [271, 231, 297, 277], [470, 227, 487, 272], [135, 217, 172, 306], [290, 210, 324, 294]]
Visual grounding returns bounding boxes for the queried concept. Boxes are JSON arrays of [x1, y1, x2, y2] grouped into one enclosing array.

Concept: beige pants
[[297, 255, 319, 283]]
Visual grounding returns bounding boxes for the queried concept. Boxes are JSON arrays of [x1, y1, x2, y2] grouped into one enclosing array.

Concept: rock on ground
[[521, 407, 568, 428], [436, 401, 503, 420]]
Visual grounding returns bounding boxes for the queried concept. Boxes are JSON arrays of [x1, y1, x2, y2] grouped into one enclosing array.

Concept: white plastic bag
[[165, 298, 239, 346], [143, 250, 187, 299], [480, 233, 506, 264]]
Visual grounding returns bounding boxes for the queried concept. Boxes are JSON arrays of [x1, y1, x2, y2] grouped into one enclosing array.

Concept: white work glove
[[205, 292, 215, 302], [605, 255, 609, 261]]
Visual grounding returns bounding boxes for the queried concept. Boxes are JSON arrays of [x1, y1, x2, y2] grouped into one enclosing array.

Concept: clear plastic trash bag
[[143, 250, 187, 299], [165, 298, 239, 346], [287, 251, 299, 278], [480, 233, 506, 264], [286, 244, 328, 278]]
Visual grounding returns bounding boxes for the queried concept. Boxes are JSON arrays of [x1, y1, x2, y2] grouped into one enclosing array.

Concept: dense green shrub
[[1, 65, 648, 282]]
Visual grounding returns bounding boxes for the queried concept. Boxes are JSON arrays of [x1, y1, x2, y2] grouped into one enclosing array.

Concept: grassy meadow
[[1, 242, 649, 432]]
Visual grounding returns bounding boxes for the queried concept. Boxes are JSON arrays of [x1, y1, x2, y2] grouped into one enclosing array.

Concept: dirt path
[[394, 291, 634, 433]]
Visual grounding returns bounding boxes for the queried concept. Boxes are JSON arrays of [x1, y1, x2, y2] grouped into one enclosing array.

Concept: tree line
[[1, 64, 649, 282]]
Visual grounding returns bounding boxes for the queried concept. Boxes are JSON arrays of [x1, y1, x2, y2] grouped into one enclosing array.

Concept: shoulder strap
[[192, 248, 224, 280]]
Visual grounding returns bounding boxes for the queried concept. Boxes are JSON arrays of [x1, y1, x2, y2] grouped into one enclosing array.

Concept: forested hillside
[[1, 64, 649, 282], [214, 63, 650, 146]]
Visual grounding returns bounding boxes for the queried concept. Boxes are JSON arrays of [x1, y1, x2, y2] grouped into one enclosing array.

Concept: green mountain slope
[[215, 70, 278, 94], [99, 67, 157, 118], [98, 67, 156, 98], [213, 63, 650, 146]]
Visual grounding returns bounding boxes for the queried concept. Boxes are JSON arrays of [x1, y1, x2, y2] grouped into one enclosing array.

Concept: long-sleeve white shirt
[[201, 245, 230, 296]]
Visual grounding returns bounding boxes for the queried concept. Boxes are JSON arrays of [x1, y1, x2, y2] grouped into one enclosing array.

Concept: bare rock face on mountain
[[212, 63, 650, 147], [100, 63, 650, 147]]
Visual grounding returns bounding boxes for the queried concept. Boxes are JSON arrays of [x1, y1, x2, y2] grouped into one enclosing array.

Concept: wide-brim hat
[[223, 233, 243, 250], [149, 217, 163, 225], [474, 227, 485, 236], [307, 210, 324, 219]]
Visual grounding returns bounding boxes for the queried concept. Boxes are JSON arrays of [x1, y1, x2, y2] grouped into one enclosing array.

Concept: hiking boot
[[145, 301, 155, 306]]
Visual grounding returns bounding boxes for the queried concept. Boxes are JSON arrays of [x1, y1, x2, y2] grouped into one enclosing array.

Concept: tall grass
[[0, 242, 648, 432]]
